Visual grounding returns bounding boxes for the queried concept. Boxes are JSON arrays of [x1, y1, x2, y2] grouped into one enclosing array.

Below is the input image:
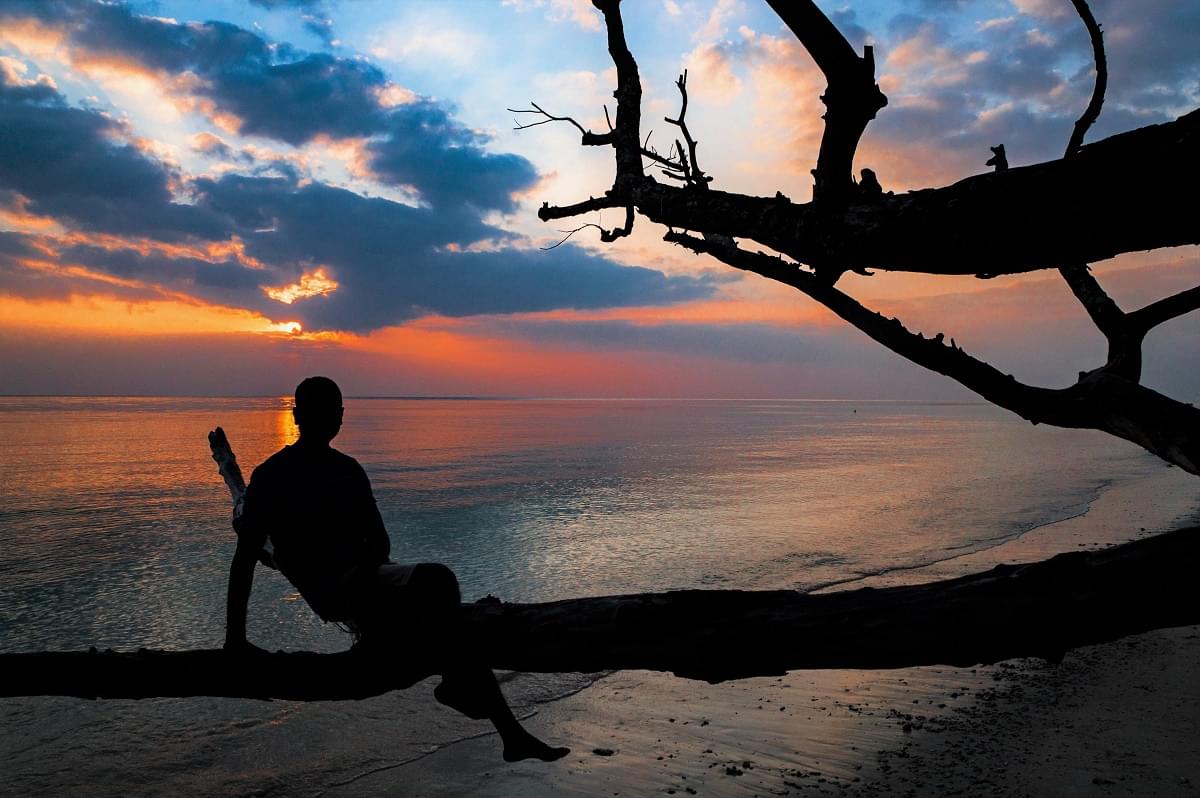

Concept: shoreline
[[326, 460, 1200, 796]]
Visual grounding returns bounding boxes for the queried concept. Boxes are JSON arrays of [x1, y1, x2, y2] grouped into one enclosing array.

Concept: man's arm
[[224, 533, 263, 650], [359, 466, 391, 564], [225, 474, 269, 651]]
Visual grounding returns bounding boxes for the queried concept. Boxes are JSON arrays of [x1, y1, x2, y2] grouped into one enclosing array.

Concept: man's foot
[[434, 679, 491, 720], [502, 730, 570, 763]]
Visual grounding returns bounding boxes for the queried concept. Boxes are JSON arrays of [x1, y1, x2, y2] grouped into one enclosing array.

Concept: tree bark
[[4, 525, 1197, 700]]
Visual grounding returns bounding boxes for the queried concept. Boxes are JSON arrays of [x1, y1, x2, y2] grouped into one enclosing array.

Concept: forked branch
[[1055, 1, 1133, 379]]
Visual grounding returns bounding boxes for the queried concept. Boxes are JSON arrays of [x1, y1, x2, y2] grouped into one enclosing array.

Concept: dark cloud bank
[[0, 0, 716, 332]]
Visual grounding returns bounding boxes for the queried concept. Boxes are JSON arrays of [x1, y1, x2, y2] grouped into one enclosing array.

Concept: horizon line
[[0, 393, 987, 404]]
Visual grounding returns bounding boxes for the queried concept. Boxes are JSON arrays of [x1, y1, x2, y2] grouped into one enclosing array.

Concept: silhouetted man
[[225, 376, 568, 762]]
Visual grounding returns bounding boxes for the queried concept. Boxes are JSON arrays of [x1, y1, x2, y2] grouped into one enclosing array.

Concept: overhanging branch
[[538, 110, 1200, 274], [666, 232, 1200, 474]]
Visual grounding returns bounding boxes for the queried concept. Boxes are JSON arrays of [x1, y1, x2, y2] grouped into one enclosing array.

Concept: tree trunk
[[4, 525, 1196, 700]]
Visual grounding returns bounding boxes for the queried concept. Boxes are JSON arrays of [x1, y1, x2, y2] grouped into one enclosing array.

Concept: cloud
[[1, 0, 538, 211], [502, 0, 600, 32], [0, 68, 227, 240], [364, 100, 539, 213], [471, 318, 859, 364], [0, 2, 712, 335], [191, 174, 716, 331], [685, 0, 1198, 195], [63, 5, 389, 143], [0, 159, 719, 335], [247, 0, 325, 7]]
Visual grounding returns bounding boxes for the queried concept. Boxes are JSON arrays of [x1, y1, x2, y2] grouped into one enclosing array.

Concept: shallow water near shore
[[0, 397, 1195, 796]]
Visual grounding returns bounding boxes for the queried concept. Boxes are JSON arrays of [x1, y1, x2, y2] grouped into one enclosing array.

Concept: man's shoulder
[[250, 444, 367, 481], [327, 447, 368, 477], [250, 445, 299, 481]]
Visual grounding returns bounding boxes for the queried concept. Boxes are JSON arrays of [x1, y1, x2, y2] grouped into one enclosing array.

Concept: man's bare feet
[[502, 730, 570, 763]]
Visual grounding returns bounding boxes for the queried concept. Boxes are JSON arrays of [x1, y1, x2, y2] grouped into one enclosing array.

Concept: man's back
[[238, 443, 390, 621]]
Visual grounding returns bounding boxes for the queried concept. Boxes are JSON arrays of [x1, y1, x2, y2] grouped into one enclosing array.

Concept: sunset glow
[[0, 0, 1196, 398]]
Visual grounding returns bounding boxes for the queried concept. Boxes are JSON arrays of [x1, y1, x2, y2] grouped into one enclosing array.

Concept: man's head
[[293, 376, 343, 446]]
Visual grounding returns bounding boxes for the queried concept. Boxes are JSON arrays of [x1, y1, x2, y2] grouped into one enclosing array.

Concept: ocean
[[0, 397, 1189, 795]]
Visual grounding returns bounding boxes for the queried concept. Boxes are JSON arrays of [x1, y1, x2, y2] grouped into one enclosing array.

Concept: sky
[[0, 0, 1196, 398]]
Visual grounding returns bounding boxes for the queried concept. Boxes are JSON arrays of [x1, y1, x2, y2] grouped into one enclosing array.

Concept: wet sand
[[325, 464, 1200, 797]]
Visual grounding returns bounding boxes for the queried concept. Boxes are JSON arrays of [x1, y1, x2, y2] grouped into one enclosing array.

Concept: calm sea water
[[0, 397, 1173, 794]]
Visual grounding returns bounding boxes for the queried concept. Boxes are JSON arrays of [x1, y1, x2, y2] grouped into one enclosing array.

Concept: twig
[[540, 207, 635, 249], [541, 224, 604, 250], [663, 70, 711, 188], [508, 102, 614, 146]]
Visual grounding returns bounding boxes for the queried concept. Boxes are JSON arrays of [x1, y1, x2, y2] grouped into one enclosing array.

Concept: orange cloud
[[0, 293, 301, 337], [0, 19, 67, 61], [0, 200, 64, 235], [265, 268, 339, 304]]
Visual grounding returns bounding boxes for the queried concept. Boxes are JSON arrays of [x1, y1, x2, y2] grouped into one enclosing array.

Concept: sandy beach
[[325, 464, 1200, 797]]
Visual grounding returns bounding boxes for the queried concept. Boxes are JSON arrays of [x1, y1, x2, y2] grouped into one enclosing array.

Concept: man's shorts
[[375, 562, 417, 589]]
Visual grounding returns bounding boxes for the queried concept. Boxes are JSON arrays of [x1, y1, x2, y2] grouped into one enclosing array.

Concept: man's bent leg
[[401, 564, 568, 761]]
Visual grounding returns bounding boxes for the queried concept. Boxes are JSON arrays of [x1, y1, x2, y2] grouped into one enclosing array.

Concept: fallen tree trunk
[[4, 525, 1197, 699]]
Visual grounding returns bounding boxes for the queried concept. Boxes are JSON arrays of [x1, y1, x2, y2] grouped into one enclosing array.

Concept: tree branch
[[1064, 0, 1107, 158], [538, 110, 1200, 276], [1055, 263, 1142, 382], [591, 0, 643, 185], [763, 0, 886, 204], [1128, 284, 1200, 335], [538, 194, 623, 222], [5, 525, 1199, 697], [1058, 264, 1124, 335], [665, 232, 1200, 474], [1054, 3, 1133, 375]]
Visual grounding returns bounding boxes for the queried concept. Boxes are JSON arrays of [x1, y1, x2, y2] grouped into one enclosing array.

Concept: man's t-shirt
[[236, 443, 390, 621]]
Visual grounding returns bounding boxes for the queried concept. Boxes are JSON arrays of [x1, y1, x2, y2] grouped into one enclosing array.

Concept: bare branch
[[663, 70, 711, 188], [508, 102, 614, 146], [1055, 263, 1144, 381], [763, 0, 886, 203], [540, 224, 604, 250], [1055, 4, 1123, 372], [1065, 0, 1108, 157], [639, 137, 684, 172], [541, 207, 634, 249], [557, 111, 1199, 275], [1128, 284, 1200, 334], [591, 0, 643, 184], [664, 231, 1200, 474], [597, 205, 635, 243], [538, 194, 623, 222], [1058, 263, 1125, 335]]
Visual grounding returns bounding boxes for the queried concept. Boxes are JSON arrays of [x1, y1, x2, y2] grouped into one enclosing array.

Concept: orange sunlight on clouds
[[0, 294, 301, 336]]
